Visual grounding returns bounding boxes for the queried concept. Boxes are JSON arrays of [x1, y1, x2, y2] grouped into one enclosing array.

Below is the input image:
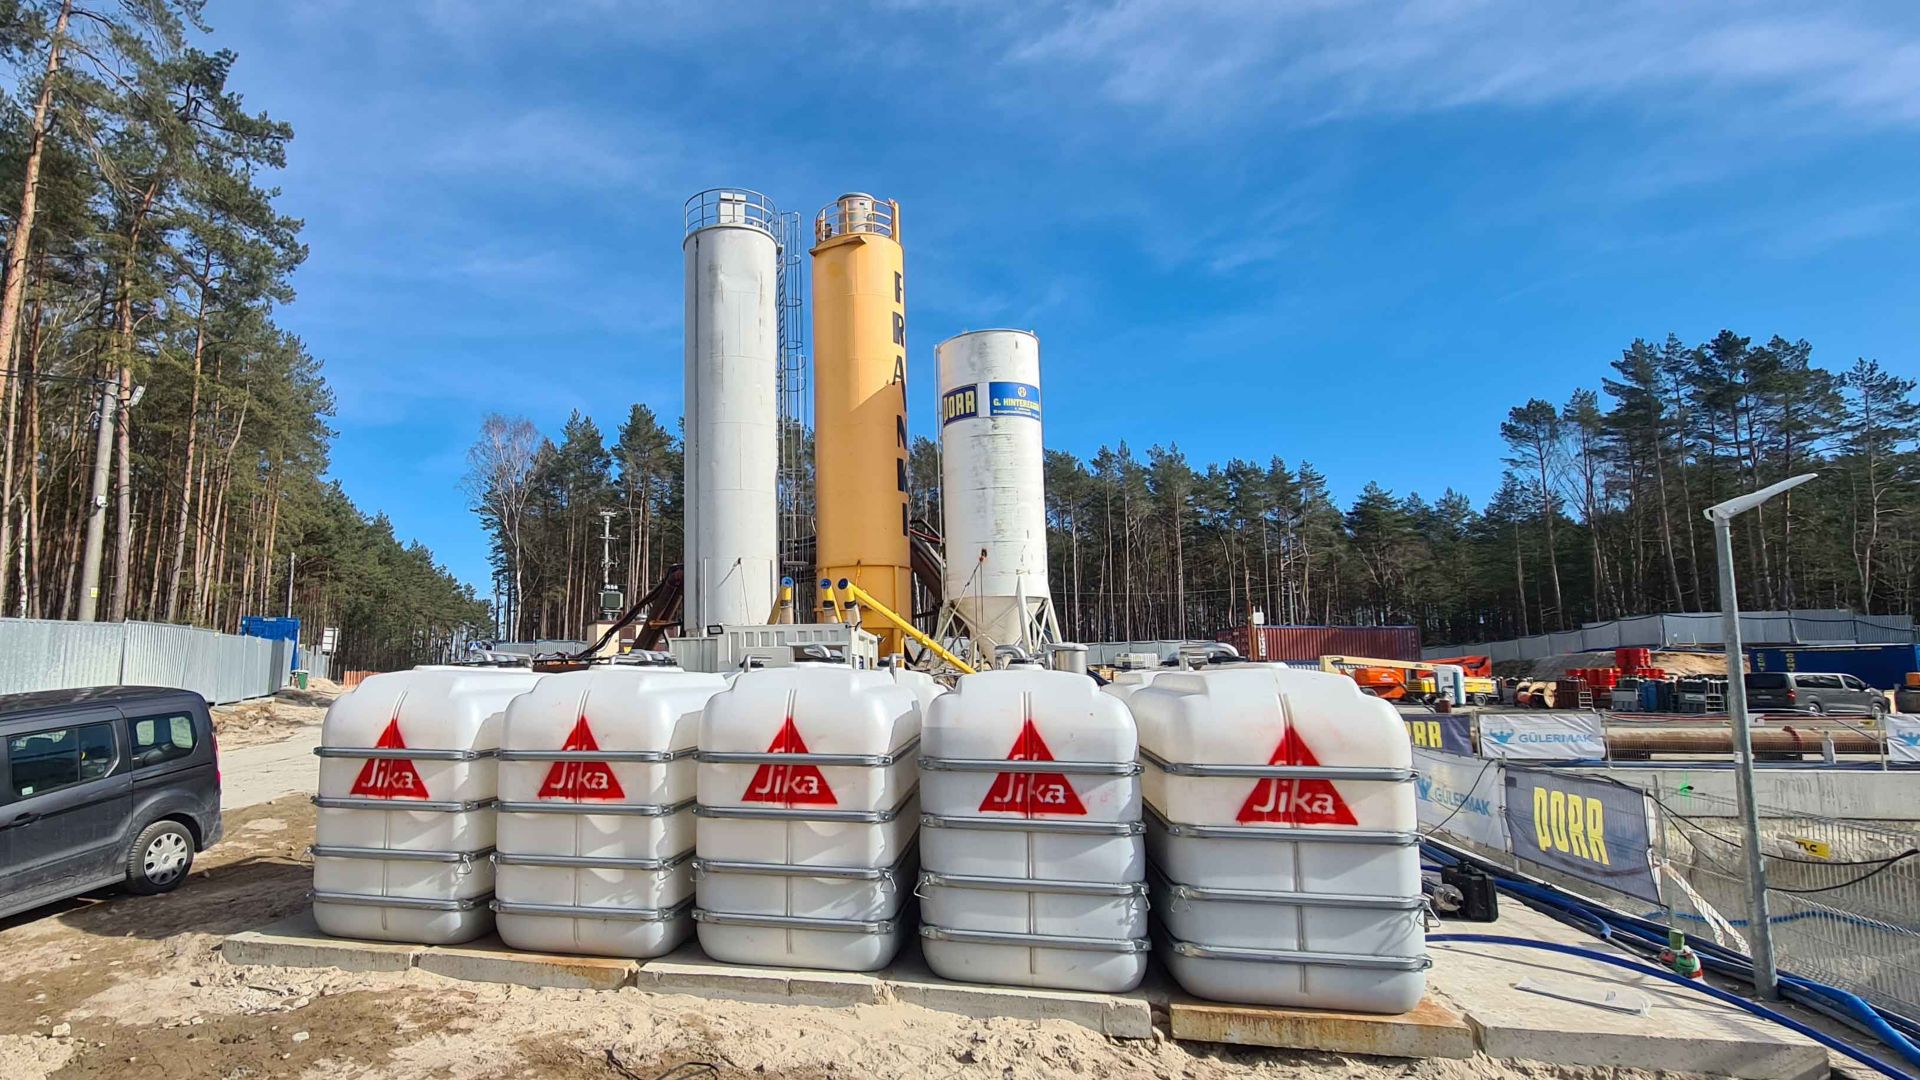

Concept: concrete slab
[[417, 936, 639, 991], [220, 910, 421, 973], [879, 946, 1156, 1038], [1430, 905, 1827, 1080], [1168, 994, 1474, 1059], [638, 948, 884, 1005], [221, 916, 1152, 1038]]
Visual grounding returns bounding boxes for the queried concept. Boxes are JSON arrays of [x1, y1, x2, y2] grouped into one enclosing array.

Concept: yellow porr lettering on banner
[[1533, 786, 1610, 866], [1405, 720, 1442, 748]]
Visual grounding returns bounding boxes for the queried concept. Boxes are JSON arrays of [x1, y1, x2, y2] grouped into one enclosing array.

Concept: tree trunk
[[0, 1, 73, 412], [165, 269, 210, 622], [109, 367, 133, 620]]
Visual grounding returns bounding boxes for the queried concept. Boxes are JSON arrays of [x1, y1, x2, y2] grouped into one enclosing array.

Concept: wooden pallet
[[1167, 994, 1475, 1059]]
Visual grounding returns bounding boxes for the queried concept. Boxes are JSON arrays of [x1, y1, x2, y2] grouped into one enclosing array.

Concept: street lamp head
[[1705, 473, 1818, 522]]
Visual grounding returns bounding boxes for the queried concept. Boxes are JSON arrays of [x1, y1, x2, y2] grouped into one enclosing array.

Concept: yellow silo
[[812, 194, 912, 654]]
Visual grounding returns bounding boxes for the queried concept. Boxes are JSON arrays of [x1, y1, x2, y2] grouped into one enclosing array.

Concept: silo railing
[[815, 195, 897, 242], [685, 188, 781, 237]]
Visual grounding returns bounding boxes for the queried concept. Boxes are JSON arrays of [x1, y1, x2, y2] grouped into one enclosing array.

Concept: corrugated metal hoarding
[[1218, 625, 1422, 662], [0, 618, 288, 704], [1425, 609, 1916, 662]]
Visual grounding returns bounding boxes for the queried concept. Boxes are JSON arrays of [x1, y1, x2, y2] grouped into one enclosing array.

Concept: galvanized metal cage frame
[[683, 188, 781, 237]]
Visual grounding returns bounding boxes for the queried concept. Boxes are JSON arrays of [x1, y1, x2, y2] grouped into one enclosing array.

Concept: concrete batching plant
[[934, 330, 1060, 664], [682, 190, 781, 629], [811, 194, 912, 654]]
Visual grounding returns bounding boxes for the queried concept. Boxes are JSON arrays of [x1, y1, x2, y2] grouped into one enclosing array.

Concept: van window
[[128, 712, 197, 769], [1745, 673, 1790, 690], [8, 721, 118, 797]]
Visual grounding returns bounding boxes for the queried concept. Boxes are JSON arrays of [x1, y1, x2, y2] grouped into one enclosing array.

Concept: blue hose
[[1427, 934, 1914, 1080]]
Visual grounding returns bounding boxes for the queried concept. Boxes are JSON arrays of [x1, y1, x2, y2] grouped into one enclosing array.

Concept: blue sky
[[204, 1, 1920, 592]]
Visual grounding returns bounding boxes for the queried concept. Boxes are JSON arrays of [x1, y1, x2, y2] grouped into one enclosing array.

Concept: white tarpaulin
[[1413, 748, 1507, 849], [1478, 712, 1607, 761], [1890, 714, 1920, 764]]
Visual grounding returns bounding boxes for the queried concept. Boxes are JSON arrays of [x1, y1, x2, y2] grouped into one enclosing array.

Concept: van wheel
[[1805, 701, 1825, 716], [126, 821, 195, 895]]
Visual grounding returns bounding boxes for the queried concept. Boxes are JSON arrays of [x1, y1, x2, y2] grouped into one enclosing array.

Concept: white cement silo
[[683, 190, 779, 629], [935, 329, 1059, 660]]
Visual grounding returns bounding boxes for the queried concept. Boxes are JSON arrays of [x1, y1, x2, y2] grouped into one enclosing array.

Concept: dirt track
[[211, 685, 335, 749], [0, 770, 1706, 1079]]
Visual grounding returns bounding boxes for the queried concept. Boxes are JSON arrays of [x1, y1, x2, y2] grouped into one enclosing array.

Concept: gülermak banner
[[1478, 712, 1607, 761], [1413, 748, 1507, 849], [1889, 714, 1920, 764]]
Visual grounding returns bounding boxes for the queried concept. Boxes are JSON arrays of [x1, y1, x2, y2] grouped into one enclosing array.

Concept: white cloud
[[1007, 0, 1920, 130], [421, 107, 679, 191]]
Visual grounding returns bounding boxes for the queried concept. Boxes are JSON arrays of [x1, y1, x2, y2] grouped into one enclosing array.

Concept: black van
[[0, 686, 221, 920]]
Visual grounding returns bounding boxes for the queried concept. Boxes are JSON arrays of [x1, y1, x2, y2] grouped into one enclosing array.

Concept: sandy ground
[[211, 684, 338, 749], [0, 786, 1721, 1080], [1521, 651, 1731, 681]]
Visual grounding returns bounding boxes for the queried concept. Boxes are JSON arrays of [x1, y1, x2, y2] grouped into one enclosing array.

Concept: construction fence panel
[[1647, 778, 1920, 1022], [1432, 608, 1918, 663], [0, 619, 128, 694], [1580, 621, 1623, 651], [1740, 612, 1797, 645], [1424, 758, 1920, 1022], [1616, 615, 1665, 649], [0, 617, 285, 705]]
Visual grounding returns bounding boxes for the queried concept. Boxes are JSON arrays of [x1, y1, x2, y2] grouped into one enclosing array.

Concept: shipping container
[[1217, 625, 1422, 663], [240, 615, 301, 643], [1748, 643, 1920, 691]]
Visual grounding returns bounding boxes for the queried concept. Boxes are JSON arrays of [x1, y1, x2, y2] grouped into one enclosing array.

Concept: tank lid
[[938, 328, 1039, 346]]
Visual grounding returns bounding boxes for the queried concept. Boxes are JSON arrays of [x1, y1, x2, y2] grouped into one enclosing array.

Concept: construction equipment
[[567, 565, 685, 661], [1316, 655, 1496, 705], [1424, 654, 1493, 678], [832, 577, 975, 675]]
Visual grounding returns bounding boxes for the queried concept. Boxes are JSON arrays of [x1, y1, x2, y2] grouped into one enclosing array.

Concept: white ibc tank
[[1100, 667, 1171, 706], [1130, 665, 1426, 1013], [918, 669, 1147, 991], [312, 667, 546, 944], [491, 667, 728, 957], [693, 666, 921, 971], [937, 330, 1048, 649], [683, 189, 779, 629]]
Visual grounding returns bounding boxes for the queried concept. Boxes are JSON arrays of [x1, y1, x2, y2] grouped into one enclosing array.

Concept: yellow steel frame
[[834, 579, 976, 675]]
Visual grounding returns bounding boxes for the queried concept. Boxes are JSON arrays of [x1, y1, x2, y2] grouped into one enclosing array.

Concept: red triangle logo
[[1236, 728, 1357, 825], [978, 719, 1088, 816], [349, 717, 428, 799], [741, 717, 837, 806], [537, 716, 626, 800]]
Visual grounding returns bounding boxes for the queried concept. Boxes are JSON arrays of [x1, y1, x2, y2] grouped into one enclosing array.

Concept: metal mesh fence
[[1649, 779, 1920, 1019], [1426, 766, 1920, 1021]]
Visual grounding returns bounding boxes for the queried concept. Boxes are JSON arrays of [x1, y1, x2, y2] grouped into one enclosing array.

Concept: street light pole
[[286, 551, 296, 617], [1707, 472, 1816, 1002]]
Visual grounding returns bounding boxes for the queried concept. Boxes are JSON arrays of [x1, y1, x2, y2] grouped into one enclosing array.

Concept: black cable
[[1583, 772, 1920, 868], [1768, 850, 1920, 894]]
